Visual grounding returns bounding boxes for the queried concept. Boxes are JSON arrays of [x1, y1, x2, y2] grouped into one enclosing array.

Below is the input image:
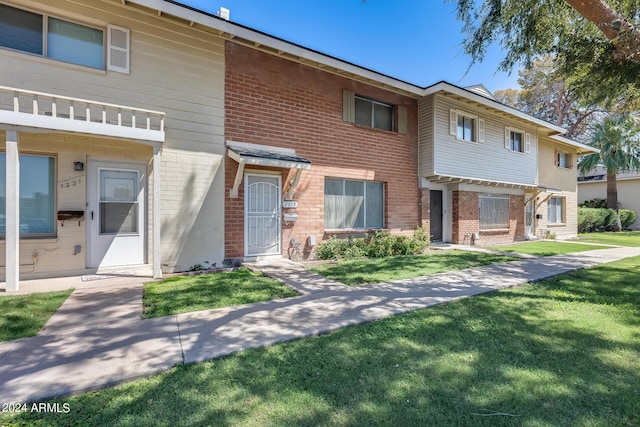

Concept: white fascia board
[[550, 134, 600, 155], [424, 82, 567, 134], [0, 110, 164, 145], [428, 173, 537, 189], [127, 0, 424, 96]]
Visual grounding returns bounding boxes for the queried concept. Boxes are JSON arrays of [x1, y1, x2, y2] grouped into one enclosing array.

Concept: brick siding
[[224, 42, 420, 259]]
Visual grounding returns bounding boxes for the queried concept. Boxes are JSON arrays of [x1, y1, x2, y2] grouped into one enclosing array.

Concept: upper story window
[[449, 109, 484, 143], [504, 127, 531, 153], [355, 96, 393, 131], [342, 90, 407, 134], [0, 3, 129, 73], [556, 151, 573, 169]]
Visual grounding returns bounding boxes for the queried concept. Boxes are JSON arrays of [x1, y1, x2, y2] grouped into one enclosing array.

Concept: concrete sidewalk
[[1, 246, 639, 404]]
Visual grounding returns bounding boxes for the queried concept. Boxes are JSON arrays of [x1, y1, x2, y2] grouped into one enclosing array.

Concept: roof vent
[[217, 7, 230, 21]]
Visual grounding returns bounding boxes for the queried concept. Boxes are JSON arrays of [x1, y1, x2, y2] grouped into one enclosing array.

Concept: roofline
[[549, 135, 600, 155], [424, 81, 566, 133], [128, 0, 425, 96], [129, 0, 568, 134]]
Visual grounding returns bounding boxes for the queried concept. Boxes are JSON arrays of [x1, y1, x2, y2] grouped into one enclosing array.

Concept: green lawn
[[577, 231, 640, 247], [4, 256, 639, 426], [308, 250, 517, 286], [490, 241, 610, 256], [142, 268, 299, 318], [0, 290, 72, 342]]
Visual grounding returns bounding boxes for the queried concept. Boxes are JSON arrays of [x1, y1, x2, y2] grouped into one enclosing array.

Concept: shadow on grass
[[142, 269, 299, 318], [5, 258, 640, 426]]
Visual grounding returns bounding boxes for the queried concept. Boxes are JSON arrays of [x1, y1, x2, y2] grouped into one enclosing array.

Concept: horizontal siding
[[0, 0, 227, 273], [418, 94, 434, 177], [432, 95, 538, 185]]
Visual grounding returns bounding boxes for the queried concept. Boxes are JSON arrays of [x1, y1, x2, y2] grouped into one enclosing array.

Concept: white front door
[[245, 174, 281, 257], [87, 161, 146, 268], [525, 195, 534, 238]]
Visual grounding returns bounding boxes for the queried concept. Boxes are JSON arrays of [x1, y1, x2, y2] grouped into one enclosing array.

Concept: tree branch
[[564, 0, 640, 62]]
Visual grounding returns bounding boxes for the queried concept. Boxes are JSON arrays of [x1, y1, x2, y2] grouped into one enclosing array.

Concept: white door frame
[[244, 172, 282, 258], [86, 159, 146, 268]]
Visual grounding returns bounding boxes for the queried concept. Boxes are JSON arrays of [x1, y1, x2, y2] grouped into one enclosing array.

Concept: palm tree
[[578, 115, 640, 213]]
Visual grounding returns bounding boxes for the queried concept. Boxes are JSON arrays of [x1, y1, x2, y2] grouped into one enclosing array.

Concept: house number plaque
[[282, 201, 298, 209]]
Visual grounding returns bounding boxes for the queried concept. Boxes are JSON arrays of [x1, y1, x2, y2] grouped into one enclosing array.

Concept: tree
[[494, 56, 602, 140], [451, 0, 640, 105], [578, 115, 640, 211]]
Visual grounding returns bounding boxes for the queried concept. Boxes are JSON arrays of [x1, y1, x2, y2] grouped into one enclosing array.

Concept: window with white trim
[[547, 197, 565, 224], [0, 3, 129, 72], [0, 153, 56, 237], [324, 178, 384, 229], [449, 109, 484, 143], [505, 127, 531, 153], [479, 193, 510, 229]]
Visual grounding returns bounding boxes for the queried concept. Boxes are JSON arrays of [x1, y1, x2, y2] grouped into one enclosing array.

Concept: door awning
[[227, 141, 311, 198]]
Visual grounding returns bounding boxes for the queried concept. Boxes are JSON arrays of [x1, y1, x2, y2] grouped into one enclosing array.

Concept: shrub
[[579, 198, 607, 208], [578, 207, 617, 233], [619, 209, 638, 229], [315, 227, 430, 260]]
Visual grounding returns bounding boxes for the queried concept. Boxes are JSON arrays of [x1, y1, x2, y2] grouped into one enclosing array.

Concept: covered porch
[[1, 86, 166, 291]]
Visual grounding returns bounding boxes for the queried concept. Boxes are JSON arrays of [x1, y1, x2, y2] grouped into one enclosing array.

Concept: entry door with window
[[245, 174, 281, 257], [87, 161, 145, 267]]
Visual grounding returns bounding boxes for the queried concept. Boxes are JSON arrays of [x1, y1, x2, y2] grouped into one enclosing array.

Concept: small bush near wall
[[316, 227, 430, 260], [579, 198, 607, 208], [620, 210, 638, 229], [578, 208, 638, 232]]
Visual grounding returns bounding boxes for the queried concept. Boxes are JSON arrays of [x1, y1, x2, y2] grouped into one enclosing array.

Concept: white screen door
[[525, 195, 534, 238], [245, 174, 281, 257], [87, 161, 145, 267]]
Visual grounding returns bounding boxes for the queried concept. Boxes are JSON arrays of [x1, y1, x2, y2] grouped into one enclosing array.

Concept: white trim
[[549, 134, 600, 155], [244, 173, 282, 258], [5, 131, 20, 291], [107, 25, 130, 74], [152, 147, 162, 278]]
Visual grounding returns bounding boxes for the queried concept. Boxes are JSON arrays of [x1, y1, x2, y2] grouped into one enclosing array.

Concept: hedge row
[[315, 228, 430, 260], [578, 208, 637, 232]]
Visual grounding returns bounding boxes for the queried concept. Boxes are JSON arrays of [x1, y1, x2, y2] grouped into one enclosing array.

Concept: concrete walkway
[[1, 246, 639, 404]]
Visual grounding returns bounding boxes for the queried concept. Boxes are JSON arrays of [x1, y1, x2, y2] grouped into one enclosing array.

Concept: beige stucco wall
[[1, 0, 226, 275], [578, 178, 640, 230], [535, 137, 580, 239]]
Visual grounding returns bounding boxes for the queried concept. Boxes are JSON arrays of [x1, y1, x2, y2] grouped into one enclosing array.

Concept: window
[[449, 110, 484, 142], [556, 152, 572, 169], [343, 90, 406, 133], [479, 193, 510, 229], [0, 3, 104, 69], [547, 197, 564, 224], [505, 127, 531, 153], [355, 96, 393, 131], [0, 154, 56, 237], [509, 130, 523, 152], [325, 178, 384, 229]]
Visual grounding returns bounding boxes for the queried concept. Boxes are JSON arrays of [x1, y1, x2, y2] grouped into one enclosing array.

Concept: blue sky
[[178, 0, 521, 93]]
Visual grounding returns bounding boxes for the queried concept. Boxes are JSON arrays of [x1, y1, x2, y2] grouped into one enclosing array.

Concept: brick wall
[[224, 42, 420, 259], [452, 191, 525, 246]]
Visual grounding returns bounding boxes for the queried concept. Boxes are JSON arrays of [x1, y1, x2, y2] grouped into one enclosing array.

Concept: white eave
[[549, 135, 600, 155], [424, 82, 566, 134], [127, 0, 424, 96]]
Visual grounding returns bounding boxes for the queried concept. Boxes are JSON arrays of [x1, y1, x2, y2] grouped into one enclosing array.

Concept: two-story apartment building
[[1, 0, 596, 290]]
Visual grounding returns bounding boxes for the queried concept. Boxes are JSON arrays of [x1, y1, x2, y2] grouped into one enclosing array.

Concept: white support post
[[152, 146, 162, 279], [5, 131, 20, 291]]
